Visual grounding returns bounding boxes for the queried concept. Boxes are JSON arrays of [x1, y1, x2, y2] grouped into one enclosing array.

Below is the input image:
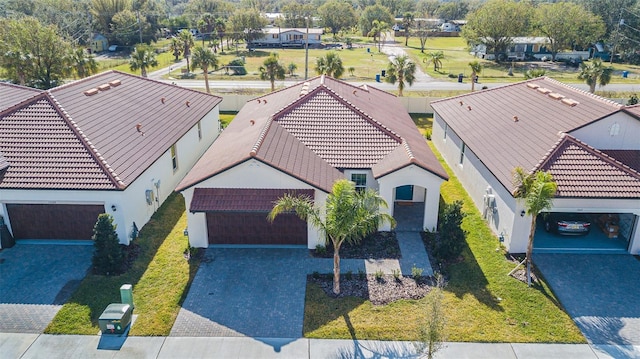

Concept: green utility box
[[99, 303, 132, 335]]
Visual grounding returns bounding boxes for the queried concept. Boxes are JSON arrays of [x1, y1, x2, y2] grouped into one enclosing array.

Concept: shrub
[[629, 93, 639, 106], [411, 265, 423, 279], [392, 269, 401, 280], [227, 58, 247, 75], [424, 128, 432, 140], [92, 213, 124, 275], [315, 244, 327, 256], [374, 270, 384, 281], [435, 200, 467, 262], [345, 270, 353, 280]]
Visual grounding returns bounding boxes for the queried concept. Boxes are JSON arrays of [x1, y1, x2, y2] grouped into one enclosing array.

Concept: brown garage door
[[206, 212, 307, 245], [6, 203, 105, 240]]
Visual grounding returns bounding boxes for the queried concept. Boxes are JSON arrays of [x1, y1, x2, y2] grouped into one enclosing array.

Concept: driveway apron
[[535, 253, 640, 345], [171, 248, 364, 339], [0, 243, 93, 333]]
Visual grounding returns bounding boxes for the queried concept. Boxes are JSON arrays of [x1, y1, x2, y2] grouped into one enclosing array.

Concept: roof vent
[[467, 105, 472, 111], [459, 100, 464, 106], [135, 123, 145, 136], [84, 88, 99, 96], [548, 93, 564, 100], [513, 115, 519, 122], [561, 98, 579, 107], [537, 87, 551, 94], [185, 100, 190, 107], [98, 84, 111, 91], [527, 83, 540, 89], [109, 80, 121, 87], [161, 97, 165, 104], [250, 119, 255, 126]]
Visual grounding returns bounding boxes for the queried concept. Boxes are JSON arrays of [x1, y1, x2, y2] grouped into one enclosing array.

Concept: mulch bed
[[310, 274, 434, 305], [311, 231, 401, 259], [505, 254, 539, 285]]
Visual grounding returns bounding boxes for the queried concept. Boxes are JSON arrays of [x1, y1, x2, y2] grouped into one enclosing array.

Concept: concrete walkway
[[2, 333, 636, 359]]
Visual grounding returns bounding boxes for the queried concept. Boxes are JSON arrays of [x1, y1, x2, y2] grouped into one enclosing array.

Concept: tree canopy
[[315, 52, 344, 78], [359, 4, 393, 36], [318, 0, 356, 38], [462, 0, 533, 62], [259, 52, 285, 91], [385, 55, 416, 97]]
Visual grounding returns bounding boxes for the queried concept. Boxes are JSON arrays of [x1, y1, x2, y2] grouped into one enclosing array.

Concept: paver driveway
[[0, 243, 93, 333], [535, 253, 640, 345], [171, 248, 365, 339]]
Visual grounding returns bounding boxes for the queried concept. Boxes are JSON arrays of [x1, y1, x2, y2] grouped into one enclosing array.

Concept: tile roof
[[0, 82, 42, 112], [431, 77, 623, 194], [0, 71, 222, 190], [190, 188, 314, 212], [602, 150, 640, 173], [177, 76, 447, 192], [537, 135, 640, 198]]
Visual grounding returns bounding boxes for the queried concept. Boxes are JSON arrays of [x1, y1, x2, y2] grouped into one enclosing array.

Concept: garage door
[[6, 204, 105, 240], [206, 212, 307, 245]]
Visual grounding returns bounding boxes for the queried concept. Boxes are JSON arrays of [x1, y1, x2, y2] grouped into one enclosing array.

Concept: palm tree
[[191, 46, 219, 94], [368, 20, 388, 52], [128, 45, 158, 78], [401, 12, 415, 47], [578, 59, 613, 93], [178, 29, 195, 74], [287, 62, 297, 77], [315, 52, 344, 78], [385, 55, 416, 97], [69, 47, 98, 79], [169, 37, 182, 62], [469, 60, 483, 91], [269, 179, 395, 294], [512, 167, 557, 287], [424, 51, 444, 72], [259, 53, 285, 91]]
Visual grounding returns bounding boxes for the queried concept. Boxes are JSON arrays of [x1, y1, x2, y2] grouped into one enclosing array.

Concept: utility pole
[[611, 9, 624, 64], [304, 17, 309, 80]]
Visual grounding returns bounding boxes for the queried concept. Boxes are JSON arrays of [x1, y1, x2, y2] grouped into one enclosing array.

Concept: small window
[[351, 173, 367, 191], [197, 121, 202, 140], [443, 123, 448, 140], [459, 143, 466, 165], [170, 144, 178, 171]]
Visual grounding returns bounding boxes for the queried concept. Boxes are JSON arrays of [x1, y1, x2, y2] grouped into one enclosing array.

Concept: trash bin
[[458, 73, 463, 83], [99, 303, 132, 335], [475, 76, 479, 83], [367, 47, 370, 53], [623, 71, 629, 78], [381, 69, 386, 77], [375, 74, 381, 82]]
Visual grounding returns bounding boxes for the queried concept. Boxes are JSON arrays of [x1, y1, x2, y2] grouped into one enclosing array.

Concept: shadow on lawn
[[303, 282, 366, 338], [46, 192, 185, 332]]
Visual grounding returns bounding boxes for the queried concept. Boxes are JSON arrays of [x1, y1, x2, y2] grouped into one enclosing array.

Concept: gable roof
[[177, 76, 447, 192], [0, 71, 222, 190], [191, 188, 315, 212], [0, 82, 42, 112], [537, 135, 640, 198], [431, 77, 623, 195]]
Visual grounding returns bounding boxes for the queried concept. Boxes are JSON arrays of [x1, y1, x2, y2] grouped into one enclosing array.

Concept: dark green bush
[[227, 58, 247, 75], [92, 213, 124, 275], [434, 200, 466, 262]]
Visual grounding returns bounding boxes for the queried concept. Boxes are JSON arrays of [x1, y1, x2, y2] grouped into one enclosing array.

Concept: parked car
[[544, 213, 591, 235]]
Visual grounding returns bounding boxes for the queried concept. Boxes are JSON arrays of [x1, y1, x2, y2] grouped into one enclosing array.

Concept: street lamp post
[[304, 17, 309, 80]]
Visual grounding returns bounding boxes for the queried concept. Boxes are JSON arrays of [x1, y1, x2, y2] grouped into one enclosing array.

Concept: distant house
[[471, 37, 591, 61], [90, 34, 108, 53], [432, 77, 640, 255], [177, 76, 448, 248], [0, 71, 222, 246], [249, 28, 323, 48]]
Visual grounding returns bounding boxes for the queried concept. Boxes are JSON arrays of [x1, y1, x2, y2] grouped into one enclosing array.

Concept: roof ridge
[[44, 92, 125, 189], [431, 77, 542, 104], [542, 77, 623, 108], [0, 82, 43, 93], [536, 133, 640, 180], [0, 92, 50, 118], [402, 139, 416, 163], [249, 115, 275, 157]]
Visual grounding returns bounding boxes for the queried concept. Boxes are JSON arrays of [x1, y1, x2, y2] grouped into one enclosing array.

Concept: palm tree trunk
[[333, 241, 342, 294], [204, 67, 210, 93], [526, 216, 537, 287], [270, 79, 275, 91], [142, 67, 147, 78]]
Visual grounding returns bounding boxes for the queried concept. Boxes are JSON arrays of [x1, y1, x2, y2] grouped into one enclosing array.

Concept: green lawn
[[303, 117, 585, 342], [45, 193, 199, 336], [220, 111, 237, 128]]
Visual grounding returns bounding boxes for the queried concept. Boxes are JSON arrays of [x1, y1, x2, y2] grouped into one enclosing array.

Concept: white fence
[[218, 94, 439, 114]]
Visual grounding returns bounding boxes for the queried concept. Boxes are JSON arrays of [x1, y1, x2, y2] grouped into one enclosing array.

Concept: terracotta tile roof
[[0, 83, 42, 112], [537, 135, 640, 198], [602, 150, 640, 173], [190, 188, 314, 212], [0, 151, 9, 171], [0, 71, 222, 190], [624, 104, 640, 118], [0, 96, 119, 189], [177, 76, 447, 192], [432, 77, 622, 194]]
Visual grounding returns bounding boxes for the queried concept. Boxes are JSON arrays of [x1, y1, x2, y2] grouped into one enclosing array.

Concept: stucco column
[[423, 185, 441, 232], [378, 181, 394, 231], [181, 188, 208, 248]]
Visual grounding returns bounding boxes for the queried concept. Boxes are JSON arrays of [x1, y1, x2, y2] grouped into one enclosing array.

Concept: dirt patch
[[310, 274, 434, 305]]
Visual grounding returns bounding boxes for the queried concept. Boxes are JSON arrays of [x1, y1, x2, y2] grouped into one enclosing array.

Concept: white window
[[171, 144, 178, 172], [351, 173, 367, 191], [197, 121, 202, 140], [459, 143, 466, 165]]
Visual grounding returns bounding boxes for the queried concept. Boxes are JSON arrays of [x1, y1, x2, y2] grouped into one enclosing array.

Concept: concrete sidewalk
[[2, 333, 638, 359]]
